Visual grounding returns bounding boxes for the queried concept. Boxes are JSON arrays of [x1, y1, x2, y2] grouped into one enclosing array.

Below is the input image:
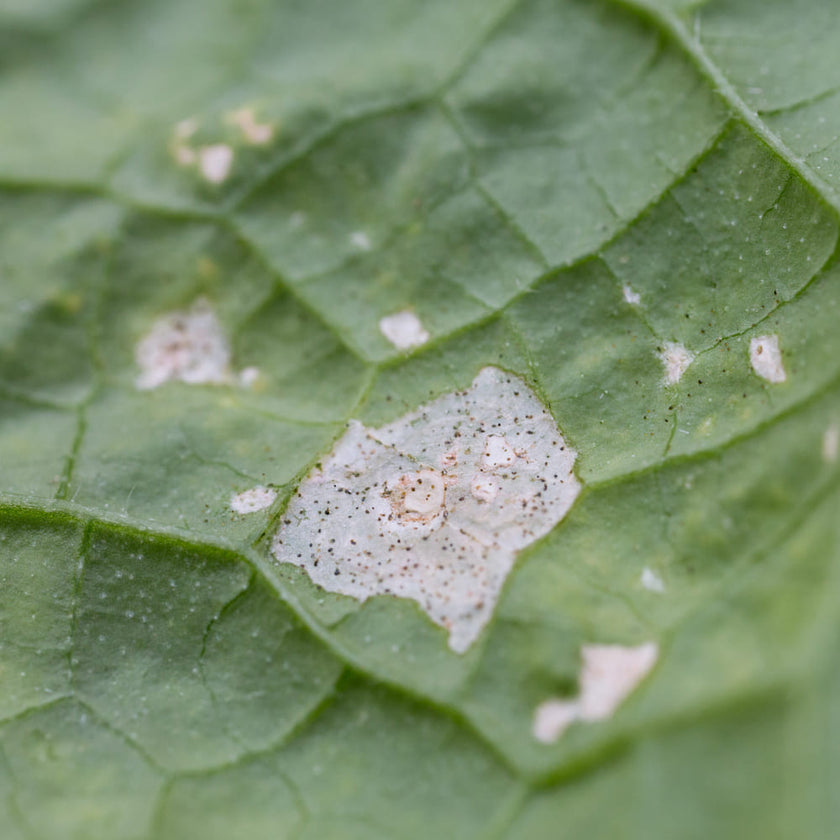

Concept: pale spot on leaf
[[533, 642, 658, 743], [350, 231, 372, 251], [271, 367, 581, 653], [470, 476, 500, 503], [230, 486, 277, 514], [389, 469, 447, 523], [174, 145, 196, 166], [135, 298, 232, 390], [823, 423, 839, 463], [749, 334, 786, 383], [622, 284, 641, 305], [658, 341, 694, 385], [171, 118, 199, 167], [174, 118, 198, 141], [641, 567, 665, 593], [533, 700, 579, 743], [379, 310, 430, 350], [199, 144, 234, 184], [238, 366, 261, 388], [577, 642, 658, 720], [482, 434, 517, 469], [225, 107, 274, 145]]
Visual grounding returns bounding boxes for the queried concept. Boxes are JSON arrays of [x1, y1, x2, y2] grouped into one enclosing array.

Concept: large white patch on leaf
[[271, 366, 581, 653]]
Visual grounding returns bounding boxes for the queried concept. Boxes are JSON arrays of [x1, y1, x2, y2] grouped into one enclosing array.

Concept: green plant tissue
[[1, 0, 839, 837]]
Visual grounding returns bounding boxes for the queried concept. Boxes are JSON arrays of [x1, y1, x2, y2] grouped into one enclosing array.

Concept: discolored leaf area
[[2, 0, 840, 837]]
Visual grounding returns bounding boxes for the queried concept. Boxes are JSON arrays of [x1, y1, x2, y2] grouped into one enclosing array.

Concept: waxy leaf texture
[[2, 0, 840, 837]]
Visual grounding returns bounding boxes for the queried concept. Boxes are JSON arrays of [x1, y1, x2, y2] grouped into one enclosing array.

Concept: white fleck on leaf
[[576, 642, 658, 720], [350, 231, 372, 251], [271, 367, 581, 653], [174, 118, 198, 140], [379, 310, 430, 350], [230, 486, 278, 514], [823, 422, 839, 464], [533, 699, 580, 743], [658, 341, 695, 385], [225, 107, 274, 145], [622, 284, 641, 305], [641, 567, 665, 593], [238, 366, 261, 388], [749, 334, 787, 383], [135, 298, 233, 390], [173, 145, 196, 166], [199, 144, 234, 184], [171, 118, 199, 166], [533, 642, 658, 743]]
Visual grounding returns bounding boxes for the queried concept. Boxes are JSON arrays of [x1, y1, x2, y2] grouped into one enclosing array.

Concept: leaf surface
[[2, 0, 840, 836]]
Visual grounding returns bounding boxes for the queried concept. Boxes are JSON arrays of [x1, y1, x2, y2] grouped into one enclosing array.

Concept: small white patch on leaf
[[577, 642, 659, 720], [171, 118, 199, 167], [658, 341, 694, 385], [231, 486, 277, 514], [533, 700, 579, 743], [239, 366, 261, 388], [641, 567, 665, 593], [622, 284, 641, 305], [533, 642, 658, 743], [350, 231, 372, 251], [823, 423, 839, 464], [749, 334, 786, 383], [271, 367, 581, 653], [225, 107, 274, 145], [174, 118, 198, 140], [379, 310, 430, 350], [174, 145, 196, 166], [199, 144, 234, 184], [135, 298, 232, 390]]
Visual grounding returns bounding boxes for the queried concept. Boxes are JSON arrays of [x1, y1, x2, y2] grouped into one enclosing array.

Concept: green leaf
[[2, 0, 840, 836]]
